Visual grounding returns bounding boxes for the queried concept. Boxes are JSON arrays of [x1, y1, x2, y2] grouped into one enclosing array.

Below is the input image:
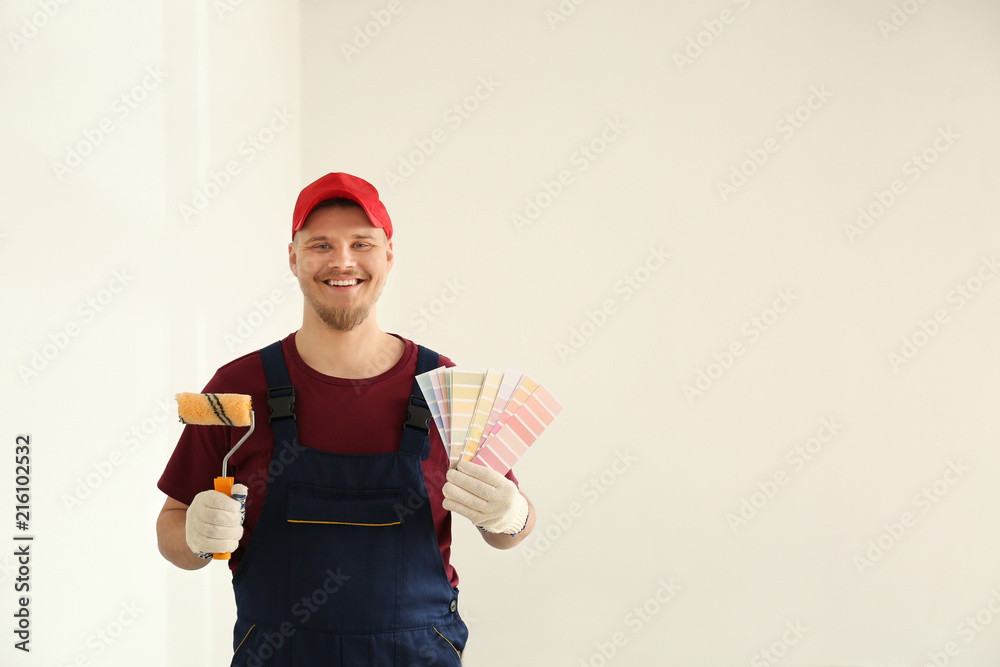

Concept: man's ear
[[288, 240, 298, 277], [386, 237, 394, 272]]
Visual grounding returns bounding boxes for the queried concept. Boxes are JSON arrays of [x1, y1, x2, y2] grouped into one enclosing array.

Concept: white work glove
[[185, 483, 247, 559], [442, 461, 529, 535]]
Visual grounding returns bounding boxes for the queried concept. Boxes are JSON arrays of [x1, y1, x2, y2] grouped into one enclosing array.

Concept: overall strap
[[400, 345, 440, 460], [258, 340, 299, 448]]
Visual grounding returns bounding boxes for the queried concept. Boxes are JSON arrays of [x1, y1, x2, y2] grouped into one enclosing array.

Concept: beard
[[311, 300, 373, 331], [304, 280, 384, 332]]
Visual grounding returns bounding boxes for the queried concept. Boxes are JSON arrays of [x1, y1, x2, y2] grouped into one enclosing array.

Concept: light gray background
[[2, 1, 999, 665]]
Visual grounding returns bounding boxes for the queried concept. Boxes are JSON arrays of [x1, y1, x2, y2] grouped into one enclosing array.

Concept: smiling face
[[289, 201, 393, 332]]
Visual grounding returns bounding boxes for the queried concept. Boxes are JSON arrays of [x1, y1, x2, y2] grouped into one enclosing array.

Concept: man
[[156, 172, 535, 665]]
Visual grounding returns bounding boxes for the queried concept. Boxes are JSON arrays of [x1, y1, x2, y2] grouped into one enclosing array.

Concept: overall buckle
[[267, 385, 296, 422], [404, 404, 431, 432]]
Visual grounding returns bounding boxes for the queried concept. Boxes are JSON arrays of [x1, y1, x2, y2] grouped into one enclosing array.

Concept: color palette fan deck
[[415, 367, 562, 475]]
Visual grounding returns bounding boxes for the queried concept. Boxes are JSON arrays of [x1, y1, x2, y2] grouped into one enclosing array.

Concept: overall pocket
[[433, 621, 468, 662], [396, 620, 468, 666], [231, 620, 293, 667], [286, 483, 408, 633]]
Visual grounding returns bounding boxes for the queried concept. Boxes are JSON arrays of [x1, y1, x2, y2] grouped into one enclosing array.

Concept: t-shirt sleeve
[[436, 352, 519, 489], [157, 374, 236, 506]]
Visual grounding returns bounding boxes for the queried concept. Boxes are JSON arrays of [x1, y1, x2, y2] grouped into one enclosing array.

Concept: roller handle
[[213, 476, 235, 560]]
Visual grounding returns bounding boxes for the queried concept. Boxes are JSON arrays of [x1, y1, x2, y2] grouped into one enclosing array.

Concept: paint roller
[[176, 392, 255, 560]]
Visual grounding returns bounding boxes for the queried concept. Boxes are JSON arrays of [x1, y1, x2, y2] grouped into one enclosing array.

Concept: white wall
[[301, 2, 1000, 666], [3, 1, 999, 666], [2, 0, 299, 665]]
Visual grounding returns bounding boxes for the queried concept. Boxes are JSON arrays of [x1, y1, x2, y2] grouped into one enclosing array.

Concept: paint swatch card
[[473, 384, 562, 475], [446, 369, 485, 466], [416, 369, 448, 449], [484, 375, 539, 443], [416, 366, 562, 473], [479, 369, 523, 451], [463, 369, 503, 463]]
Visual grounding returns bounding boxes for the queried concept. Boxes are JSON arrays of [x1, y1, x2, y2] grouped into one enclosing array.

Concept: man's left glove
[[442, 461, 529, 535]]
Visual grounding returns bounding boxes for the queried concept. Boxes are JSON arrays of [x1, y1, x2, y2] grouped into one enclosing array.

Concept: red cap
[[291, 173, 392, 241]]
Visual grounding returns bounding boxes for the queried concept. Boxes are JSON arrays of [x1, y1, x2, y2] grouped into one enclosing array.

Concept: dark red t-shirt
[[156, 332, 517, 588]]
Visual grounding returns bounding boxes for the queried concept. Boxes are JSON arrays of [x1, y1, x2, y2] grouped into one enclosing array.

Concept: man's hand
[[184, 484, 247, 558], [442, 462, 529, 535]]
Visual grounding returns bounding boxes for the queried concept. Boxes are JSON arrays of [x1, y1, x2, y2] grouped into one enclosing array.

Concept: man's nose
[[327, 246, 356, 268]]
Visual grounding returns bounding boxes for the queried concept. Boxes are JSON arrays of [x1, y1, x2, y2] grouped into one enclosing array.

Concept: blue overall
[[229, 341, 467, 666]]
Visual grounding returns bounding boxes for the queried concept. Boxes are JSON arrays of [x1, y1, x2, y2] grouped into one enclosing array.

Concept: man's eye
[[352, 243, 371, 249]]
